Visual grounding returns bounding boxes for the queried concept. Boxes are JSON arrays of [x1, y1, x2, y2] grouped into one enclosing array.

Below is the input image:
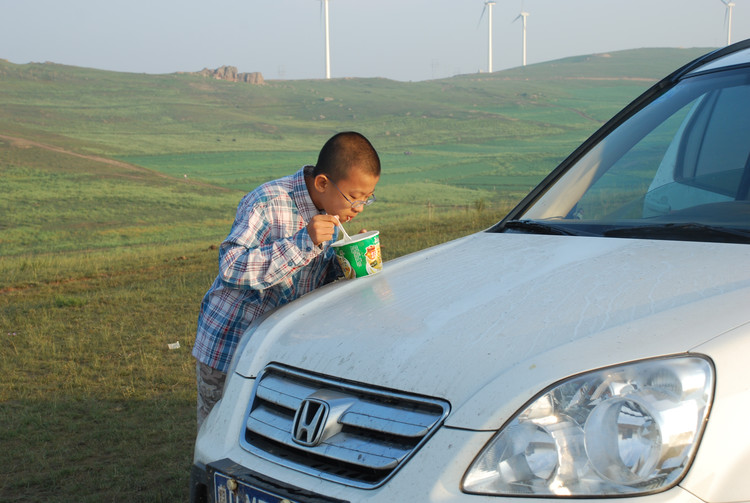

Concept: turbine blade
[[477, 5, 487, 28]]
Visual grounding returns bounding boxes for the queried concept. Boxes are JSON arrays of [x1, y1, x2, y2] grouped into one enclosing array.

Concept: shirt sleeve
[[218, 197, 322, 290]]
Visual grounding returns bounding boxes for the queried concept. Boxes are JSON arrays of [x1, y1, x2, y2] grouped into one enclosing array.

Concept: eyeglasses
[[328, 178, 376, 209]]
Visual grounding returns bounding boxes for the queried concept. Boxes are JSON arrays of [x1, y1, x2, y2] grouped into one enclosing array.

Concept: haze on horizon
[[1, 0, 748, 82]]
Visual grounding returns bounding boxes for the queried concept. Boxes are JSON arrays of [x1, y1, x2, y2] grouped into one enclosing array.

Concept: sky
[[1, 0, 749, 82]]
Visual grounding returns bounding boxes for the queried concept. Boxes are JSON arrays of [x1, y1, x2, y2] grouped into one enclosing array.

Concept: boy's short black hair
[[313, 132, 380, 182]]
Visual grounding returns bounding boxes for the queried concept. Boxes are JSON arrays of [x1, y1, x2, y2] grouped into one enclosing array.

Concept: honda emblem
[[292, 398, 329, 446]]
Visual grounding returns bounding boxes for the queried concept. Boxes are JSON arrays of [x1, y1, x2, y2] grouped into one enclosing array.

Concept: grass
[[0, 46, 714, 501], [1, 243, 208, 502], [0, 211, 500, 502]]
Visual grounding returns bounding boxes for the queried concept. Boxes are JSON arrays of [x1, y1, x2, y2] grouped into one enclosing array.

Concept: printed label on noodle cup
[[332, 230, 382, 279]]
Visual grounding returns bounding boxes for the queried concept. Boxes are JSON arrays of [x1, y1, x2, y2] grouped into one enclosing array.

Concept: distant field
[[0, 46, 716, 502], [1, 48, 711, 245]]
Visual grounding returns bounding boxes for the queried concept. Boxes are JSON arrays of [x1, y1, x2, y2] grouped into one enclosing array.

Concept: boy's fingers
[[313, 214, 337, 224], [307, 215, 340, 246]]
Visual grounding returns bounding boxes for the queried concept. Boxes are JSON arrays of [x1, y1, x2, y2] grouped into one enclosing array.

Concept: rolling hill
[[0, 47, 715, 258]]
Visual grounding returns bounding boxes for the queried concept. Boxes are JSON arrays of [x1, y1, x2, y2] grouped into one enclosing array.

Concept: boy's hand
[[307, 214, 338, 246]]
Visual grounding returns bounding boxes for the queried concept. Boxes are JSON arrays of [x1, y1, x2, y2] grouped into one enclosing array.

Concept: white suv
[[191, 40, 750, 503]]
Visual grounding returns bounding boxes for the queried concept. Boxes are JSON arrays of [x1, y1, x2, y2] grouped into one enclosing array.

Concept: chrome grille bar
[[240, 364, 450, 488]]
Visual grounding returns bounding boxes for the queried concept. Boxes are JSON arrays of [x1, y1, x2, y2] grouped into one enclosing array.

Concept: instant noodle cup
[[332, 230, 382, 279]]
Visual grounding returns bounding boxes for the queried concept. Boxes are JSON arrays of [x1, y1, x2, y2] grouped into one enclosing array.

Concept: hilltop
[[0, 46, 715, 258], [0, 47, 712, 157]]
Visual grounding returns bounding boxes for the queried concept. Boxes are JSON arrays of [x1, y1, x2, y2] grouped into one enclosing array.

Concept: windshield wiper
[[502, 219, 582, 236], [603, 223, 750, 243]]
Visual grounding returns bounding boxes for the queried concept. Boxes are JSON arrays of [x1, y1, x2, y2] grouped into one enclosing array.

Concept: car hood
[[234, 232, 750, 430]]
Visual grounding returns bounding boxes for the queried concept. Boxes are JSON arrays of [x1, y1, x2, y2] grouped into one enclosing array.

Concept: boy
[[192, 131, 380, 428]]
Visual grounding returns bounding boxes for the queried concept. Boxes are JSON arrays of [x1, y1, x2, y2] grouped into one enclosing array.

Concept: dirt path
[[0, 133, 230, 190], [0, 133, 167, 175]]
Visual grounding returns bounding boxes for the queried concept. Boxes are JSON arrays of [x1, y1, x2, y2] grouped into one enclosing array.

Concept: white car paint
[[232, 233, 750, 432], [197, 232, 750, 501]]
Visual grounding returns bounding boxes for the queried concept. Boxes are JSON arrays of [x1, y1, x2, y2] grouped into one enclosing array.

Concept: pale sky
[[1, 0, 748, 82]]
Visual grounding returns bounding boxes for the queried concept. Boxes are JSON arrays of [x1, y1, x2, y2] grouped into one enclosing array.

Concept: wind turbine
[[719, 0, 735, 46], [513, 11, 529, 66], [479, 0, 496, 73], [321, 0, 331, 79]]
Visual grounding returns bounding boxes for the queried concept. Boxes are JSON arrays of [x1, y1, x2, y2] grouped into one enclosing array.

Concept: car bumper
[[190, 459, 348, 503], [191, 425, 707, 503]]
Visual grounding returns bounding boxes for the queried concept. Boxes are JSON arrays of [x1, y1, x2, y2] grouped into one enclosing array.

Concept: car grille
[[239, 364, 450, 488]]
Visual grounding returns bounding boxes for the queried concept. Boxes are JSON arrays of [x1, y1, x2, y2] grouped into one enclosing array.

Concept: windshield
[[506, 67, 750, 243]]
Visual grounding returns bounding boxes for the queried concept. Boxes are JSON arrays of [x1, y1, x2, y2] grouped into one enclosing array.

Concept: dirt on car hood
[[233, 232, 750, 430]]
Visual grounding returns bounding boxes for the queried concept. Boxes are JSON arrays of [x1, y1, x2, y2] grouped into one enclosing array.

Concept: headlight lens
[[462, 356, 713, 496]]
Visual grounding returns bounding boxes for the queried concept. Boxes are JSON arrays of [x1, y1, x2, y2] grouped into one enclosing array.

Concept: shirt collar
[[293, 165, 322, 222]]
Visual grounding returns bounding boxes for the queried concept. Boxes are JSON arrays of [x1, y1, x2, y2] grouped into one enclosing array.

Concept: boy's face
[[314, 167, 379, 222]]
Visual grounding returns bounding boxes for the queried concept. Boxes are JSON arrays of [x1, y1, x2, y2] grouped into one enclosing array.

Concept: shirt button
[[287, 260, 294, 266]]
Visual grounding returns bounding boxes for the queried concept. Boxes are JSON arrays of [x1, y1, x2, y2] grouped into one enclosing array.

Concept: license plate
[[214, 472, 297, 503]]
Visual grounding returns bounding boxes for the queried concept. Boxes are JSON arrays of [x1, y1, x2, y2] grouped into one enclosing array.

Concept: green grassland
[[0, 47, 713, 501]]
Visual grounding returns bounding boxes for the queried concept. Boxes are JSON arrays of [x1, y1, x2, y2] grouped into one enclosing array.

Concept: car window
[[678, 84, 750, 196], [575, 104, 694, 221], [514, 68, 750, 240]]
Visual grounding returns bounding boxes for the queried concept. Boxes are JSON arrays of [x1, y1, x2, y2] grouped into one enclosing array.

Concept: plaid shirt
[[193, 166, 341, 372]]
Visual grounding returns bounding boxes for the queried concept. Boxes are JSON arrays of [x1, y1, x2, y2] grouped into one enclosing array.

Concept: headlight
[[462, 356, 713, 496]]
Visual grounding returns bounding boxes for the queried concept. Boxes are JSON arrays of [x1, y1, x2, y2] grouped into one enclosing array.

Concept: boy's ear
[[313, 174, 329, 193]]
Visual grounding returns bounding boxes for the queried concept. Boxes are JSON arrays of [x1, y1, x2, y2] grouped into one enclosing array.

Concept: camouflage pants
[[196, 361, 227, 430]]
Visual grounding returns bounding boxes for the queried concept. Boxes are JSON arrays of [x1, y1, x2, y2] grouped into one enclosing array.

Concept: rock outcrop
[[195, 66, 264, 85]]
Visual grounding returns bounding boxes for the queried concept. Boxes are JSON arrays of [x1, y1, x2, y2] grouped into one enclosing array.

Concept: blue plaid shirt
[[193, 166, 341, 372]]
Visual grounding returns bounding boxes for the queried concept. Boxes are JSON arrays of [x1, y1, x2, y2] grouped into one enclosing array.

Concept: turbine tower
[[514, 11, 529, 66], [479, 0, 496, 73], [720, 0, 735, 46], [322, 0, 331, 79]]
